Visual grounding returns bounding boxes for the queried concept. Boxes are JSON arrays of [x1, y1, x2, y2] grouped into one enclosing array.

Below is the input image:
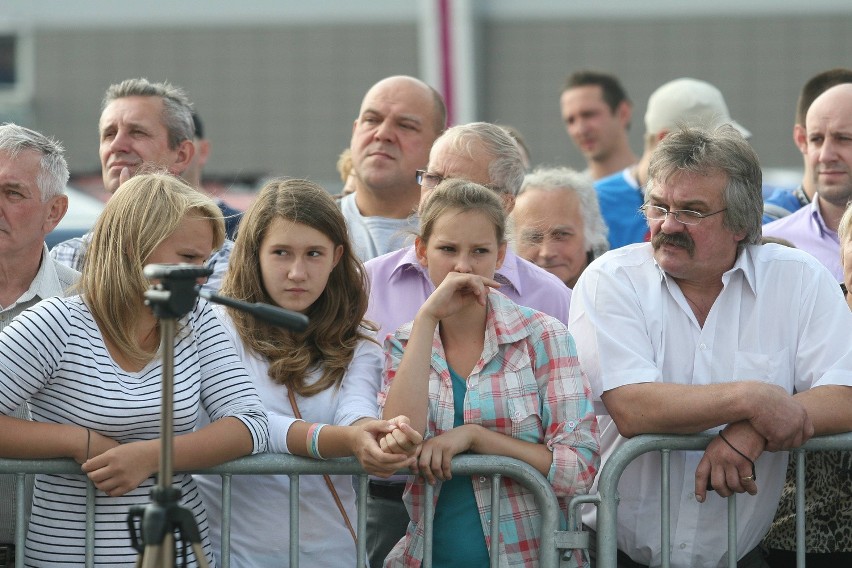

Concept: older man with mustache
[[568, 124, 852, 568]]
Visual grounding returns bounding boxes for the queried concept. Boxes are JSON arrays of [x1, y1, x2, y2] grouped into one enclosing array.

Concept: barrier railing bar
[[219, 473, 232, 568], [289, 474, 299, 568], [595, 432, 852, 568], [795, 450, 806, 568], [14, 473, 24, 568], [85, 479, 94, 568], [201, 455, 562, 568], [727, 494, 737, 568], [1, 452, 573, 568], [9, 433, 852, 568], [423, 481, 434, 568], [564, 493, 597, 552], [490, 473, 502, 568], [661, 449, 671, 568], [356, 475, 368, 568]]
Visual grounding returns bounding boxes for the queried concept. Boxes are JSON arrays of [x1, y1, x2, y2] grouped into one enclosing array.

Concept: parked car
[[45, 186, 105, 250]]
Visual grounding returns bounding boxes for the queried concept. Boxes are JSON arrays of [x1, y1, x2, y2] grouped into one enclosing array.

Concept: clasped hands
[[380, 422, 481, 485]]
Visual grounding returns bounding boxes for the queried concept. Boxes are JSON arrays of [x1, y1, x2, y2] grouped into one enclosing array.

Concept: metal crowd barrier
[[0, 453, 574, 568], [8, 433, 850, 568], [590, 432, 852, 568], [0, 458, 96, 568]]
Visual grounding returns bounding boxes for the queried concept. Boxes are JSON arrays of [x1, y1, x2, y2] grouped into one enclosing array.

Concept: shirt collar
[[651, 243, 757, 297], [1, 245, 66, 314], [809, 193, 838, 240], [722, 245, 756, 296], [485, 289, 532, 345]]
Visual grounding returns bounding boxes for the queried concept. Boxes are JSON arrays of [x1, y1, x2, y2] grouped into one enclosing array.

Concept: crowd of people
[[0, 66, 850, 568]]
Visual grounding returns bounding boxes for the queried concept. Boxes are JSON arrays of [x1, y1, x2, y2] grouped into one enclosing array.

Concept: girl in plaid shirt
[[380, 180, 600, 567]]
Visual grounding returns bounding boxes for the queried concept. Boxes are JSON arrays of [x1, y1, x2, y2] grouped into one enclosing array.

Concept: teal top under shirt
[[431, 366, 490, 567]]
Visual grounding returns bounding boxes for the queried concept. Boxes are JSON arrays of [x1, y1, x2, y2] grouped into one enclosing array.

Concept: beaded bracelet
[[306, 423, 327, 460]]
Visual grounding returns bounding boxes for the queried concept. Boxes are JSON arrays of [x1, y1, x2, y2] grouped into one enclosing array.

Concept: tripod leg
[[162, 532, 175, 568], [140, 544, 162, 568], [140, 533, 177, 568], [191, 542, 211, 568]]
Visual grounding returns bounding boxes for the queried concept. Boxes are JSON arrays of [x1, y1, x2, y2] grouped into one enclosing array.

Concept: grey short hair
[[646, 124, 763, 247], [0, 123, 69, 201], [519, 166, 609, 259], [102, 78, 194, 149], [433, 122, 525, 196]]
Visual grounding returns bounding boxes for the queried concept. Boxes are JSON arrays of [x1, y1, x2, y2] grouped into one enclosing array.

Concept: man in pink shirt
[[763, 83, 852, 281]]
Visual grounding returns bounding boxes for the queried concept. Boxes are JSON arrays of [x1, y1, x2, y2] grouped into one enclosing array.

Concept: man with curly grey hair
[[513, 166, 609, 287]]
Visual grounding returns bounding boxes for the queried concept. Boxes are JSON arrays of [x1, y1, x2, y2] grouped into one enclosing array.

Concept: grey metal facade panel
[[27, 23, 418, 192], [15, 13, 852, 195], [481, 15, 852, 173]]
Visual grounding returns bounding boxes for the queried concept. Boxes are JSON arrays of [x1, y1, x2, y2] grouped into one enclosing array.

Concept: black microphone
[[144, 264, 213, 281], [197, 288, 309, 332]]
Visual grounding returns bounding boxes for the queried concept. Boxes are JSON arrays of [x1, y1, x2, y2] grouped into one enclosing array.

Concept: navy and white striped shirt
[[0, 295, 268, 567]]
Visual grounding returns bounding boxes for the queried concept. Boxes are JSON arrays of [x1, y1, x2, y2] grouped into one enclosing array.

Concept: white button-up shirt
[[568, 242, 852, 567]]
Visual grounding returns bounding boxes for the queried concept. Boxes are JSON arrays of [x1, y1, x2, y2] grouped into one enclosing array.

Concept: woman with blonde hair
[[0, 173, 269, 566], [380, 179, 599, 567], [196, 178, 419, 567]]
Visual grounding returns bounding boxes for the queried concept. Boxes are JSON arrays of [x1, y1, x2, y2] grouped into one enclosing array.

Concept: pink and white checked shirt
[[378, 290, 600, 568]]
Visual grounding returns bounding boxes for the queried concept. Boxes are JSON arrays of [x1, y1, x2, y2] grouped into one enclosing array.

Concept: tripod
[[127, 264, 308, 567], [128, 265, 211, 568]]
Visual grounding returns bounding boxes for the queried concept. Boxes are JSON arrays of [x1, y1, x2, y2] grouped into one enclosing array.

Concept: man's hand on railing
[[747, 382, 813, 451], [694, 421, 764, 502]]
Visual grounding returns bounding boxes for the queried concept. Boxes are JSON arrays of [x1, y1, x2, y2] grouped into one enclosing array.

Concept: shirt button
[[479, 476, 487, 483], [699, 343, 707, 350], [680, 543, 687, 550], [513, 411, 522, 419], [568, 421, 576, 428]]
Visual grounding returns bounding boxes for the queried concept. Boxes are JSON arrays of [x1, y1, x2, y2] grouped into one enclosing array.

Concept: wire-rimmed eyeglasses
[[640, 204, 727, 226], [415, 169, 444, 189]]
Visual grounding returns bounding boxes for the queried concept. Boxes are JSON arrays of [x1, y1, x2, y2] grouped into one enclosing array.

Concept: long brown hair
[[79, 173, 225, 365], [222, 178, 375, 396]]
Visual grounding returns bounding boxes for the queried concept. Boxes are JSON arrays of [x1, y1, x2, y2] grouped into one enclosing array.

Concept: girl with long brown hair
[[196, 178, 419, 567]]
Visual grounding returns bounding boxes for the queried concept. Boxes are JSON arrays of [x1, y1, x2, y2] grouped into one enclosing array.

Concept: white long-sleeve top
[[195, 306, 383, 568]]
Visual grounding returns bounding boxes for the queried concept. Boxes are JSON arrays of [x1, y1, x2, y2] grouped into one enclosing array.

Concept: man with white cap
[[594, 78, 750, 249]]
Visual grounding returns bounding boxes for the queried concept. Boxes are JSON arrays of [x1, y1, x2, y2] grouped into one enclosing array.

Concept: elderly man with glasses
[[568, 124, 852, 568]]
